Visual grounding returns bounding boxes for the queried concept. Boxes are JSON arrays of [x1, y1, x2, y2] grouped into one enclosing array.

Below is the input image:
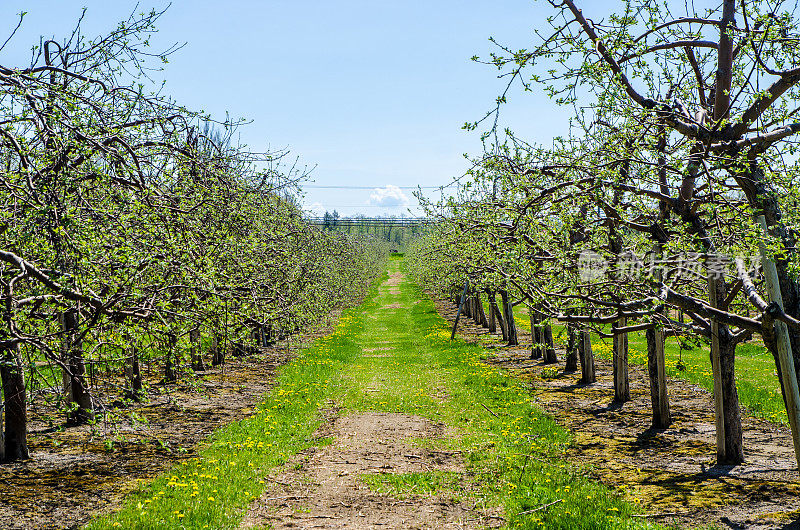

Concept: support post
[[758, 214, 800, 470]]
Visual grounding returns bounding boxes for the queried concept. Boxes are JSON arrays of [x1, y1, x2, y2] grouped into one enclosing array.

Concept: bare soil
[[435, 297, 800, 530], [0, 316, 340, 530], [241, 410, 498, 529]]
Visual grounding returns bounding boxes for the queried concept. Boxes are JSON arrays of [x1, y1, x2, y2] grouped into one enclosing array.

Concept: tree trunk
[[165, 333, 178, 382], [499, 290, 518, 345], [126, 345, 143, 401], [190, 328, 205, 371], [706, 266, 744, 463], [529, 308, 542, 359], [565, 323, 578, 372], [578, 331, 595, 384], [477, 295, 489, 328], [542, 321, 558, 364], [489, 293, 507, 340], [487, 290, 497, 333], [211, 333, 225, 366], [612, 318, 630, 402], [646, 328, 671, 428], [61, 309, 93, 424], [719, 328, 744, 463], [1, 344, 28, 460]]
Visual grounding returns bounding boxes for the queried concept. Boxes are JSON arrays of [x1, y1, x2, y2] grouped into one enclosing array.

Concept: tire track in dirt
[[241, 410, 482, 529]]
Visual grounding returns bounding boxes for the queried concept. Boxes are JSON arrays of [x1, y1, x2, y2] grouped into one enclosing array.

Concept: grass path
[[90, 257, 656, 529]]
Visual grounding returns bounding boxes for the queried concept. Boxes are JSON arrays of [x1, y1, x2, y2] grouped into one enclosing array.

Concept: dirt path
[[435, 297, 800, 529], [241, 411, 478, 529], [241, 268, 499, 530]]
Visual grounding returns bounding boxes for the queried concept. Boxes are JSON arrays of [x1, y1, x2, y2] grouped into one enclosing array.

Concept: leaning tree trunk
[[499, 290, 518, 346], [1, 343, 28, 460], [612, 318, 630, 402], [61, 308, 93, 425]]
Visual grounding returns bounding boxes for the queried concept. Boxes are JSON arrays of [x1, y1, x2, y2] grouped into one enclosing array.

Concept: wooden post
[[758, 214, 800, 470], [646, 327, 671, 428], [489, 293, 507, 340], [579, 331, 596, 384], [708, 275, 727, 462], [450, 281, 469, 340], [648, 245, 670, 428], [612, 318, 630, 402]]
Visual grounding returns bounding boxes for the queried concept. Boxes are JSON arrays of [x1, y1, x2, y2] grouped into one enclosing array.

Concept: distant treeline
[[314, 211, 427, 251]]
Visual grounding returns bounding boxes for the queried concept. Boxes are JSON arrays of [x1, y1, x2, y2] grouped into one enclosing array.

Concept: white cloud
[[368, 185, 409, 208], [308, 202, 325, 215]]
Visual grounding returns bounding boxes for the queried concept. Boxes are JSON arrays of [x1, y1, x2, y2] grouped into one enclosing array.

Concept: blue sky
[[0, 1, 575, 216]]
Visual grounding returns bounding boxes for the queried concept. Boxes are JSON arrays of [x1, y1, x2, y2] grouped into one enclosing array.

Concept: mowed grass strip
[[336, 257, 658, 528], [90, 258, 659, 528]]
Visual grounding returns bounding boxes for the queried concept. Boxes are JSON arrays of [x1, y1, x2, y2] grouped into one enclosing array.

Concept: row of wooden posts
[[449, 284, 674, 433]]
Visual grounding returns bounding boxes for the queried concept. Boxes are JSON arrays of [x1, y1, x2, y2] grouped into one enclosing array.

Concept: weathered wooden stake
[[646, 327, 671, 428], [612, 318, 629, 402], [578, 331, 595, 384], [758, 214, 800, 470], [707, 275, 727, 461]]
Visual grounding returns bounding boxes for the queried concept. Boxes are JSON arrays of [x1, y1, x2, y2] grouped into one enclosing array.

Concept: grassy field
[[89, 256, 661, 529], [506, 305, 786, 424]]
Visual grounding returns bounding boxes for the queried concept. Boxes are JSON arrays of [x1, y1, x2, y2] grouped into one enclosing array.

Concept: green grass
[[360, 470, 462, 497], [89, 257, 659, 529]]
